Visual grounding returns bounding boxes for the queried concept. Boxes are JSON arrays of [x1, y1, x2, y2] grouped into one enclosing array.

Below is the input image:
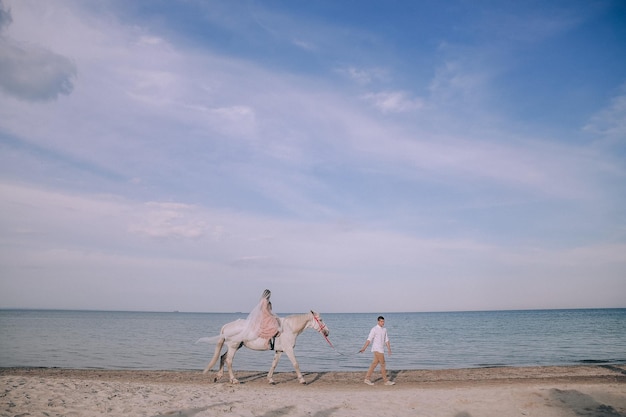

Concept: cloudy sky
[[0, 0, 625, 313]]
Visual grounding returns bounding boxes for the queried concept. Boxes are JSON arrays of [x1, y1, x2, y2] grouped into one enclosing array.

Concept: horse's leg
[[267, 351, 283, 384], [214, 351, 228, 382], [225, 342, 242, 384], [283, 347, 306, 384], [202, 337, 225, 375]]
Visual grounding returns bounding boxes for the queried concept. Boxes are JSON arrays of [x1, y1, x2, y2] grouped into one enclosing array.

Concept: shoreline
[[2, 365, 625, 416], [2, 364, 626, 386]]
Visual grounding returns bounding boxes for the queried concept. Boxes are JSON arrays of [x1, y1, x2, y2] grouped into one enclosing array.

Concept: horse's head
[[310, 310, 329, 337]]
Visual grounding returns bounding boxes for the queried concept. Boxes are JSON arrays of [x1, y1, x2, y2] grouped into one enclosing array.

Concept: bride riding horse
[[199, 307, 330, 384]]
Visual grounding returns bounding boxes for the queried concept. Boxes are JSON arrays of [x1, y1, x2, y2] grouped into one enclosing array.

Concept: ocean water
[[0, 309, 624, 373]]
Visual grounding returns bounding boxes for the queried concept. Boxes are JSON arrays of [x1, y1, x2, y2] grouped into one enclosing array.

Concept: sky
[[0, 0, 625, 314]]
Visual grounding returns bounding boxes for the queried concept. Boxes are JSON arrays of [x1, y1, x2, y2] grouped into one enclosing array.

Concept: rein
[[312, 313, 334, 348]]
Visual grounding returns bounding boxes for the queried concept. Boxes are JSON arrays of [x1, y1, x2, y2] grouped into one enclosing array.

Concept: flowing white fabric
[[241, 289, 280, 341], [197, 290, 280, 344]]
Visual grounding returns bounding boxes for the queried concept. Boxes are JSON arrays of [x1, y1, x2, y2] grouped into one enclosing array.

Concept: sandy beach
[[1, 365, 625, 417]]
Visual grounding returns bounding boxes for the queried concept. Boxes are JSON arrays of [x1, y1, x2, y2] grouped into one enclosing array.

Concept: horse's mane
[[285, 311, 313, 318], [283, 311, 314, 331]]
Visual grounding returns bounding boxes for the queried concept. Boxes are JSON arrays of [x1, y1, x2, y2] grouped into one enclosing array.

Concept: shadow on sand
[[550, 388, 625, 417]]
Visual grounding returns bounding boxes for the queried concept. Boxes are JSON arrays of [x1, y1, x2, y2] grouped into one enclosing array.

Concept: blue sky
[[0, 0, 625, 313]]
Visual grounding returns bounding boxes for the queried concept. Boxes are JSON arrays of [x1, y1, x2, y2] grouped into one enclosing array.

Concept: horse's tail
[[202, 335, 225, 374], [196, 335, 222, 344]]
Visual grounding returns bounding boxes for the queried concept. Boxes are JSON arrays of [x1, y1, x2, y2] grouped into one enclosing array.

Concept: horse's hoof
[[230, 379, 240, 384], [268, 379, 275, 385], [299, 379, 307, 385]]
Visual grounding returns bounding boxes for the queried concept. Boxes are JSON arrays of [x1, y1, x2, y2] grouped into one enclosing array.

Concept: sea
[[0, 309, 624, 373]]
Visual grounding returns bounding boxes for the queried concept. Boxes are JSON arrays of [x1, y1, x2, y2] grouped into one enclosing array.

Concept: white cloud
[[0, 1, 11, 31], [291, 38, 315, 50], [209, 105, 257, 136], [1, 180, 625, 312], [337, 66, 389, 85], [0, 14, 77, 101], [584, 83, 626, 147], [137, 35, 166, 47], [428, 59, 489, 104], [129, 202, 206, 239], [362, 90, 424, 113]]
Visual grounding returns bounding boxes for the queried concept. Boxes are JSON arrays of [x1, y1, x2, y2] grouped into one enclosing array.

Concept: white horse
[[201, 310, 329, 384]]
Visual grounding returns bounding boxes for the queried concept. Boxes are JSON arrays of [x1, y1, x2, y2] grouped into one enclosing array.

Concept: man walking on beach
[[359, 316, 395, 385]]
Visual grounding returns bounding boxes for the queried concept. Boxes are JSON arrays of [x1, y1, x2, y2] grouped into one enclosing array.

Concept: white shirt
[[367, 324, 389, 353]]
